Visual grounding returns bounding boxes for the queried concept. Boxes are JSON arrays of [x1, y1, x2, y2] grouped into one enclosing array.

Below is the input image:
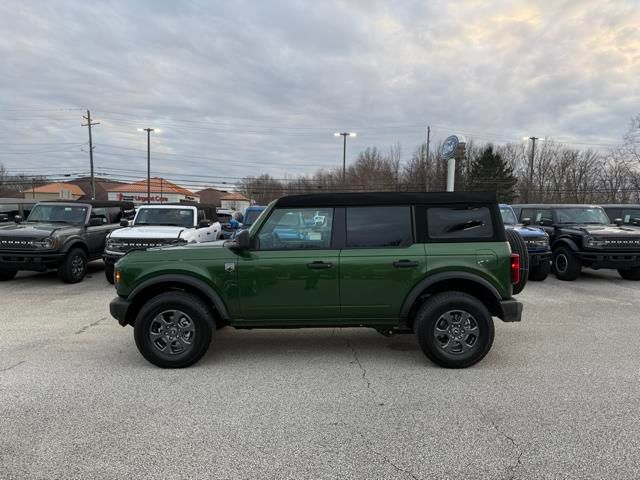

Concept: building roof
[[109, 177, 197, 197], [66, 177, 128, 201], [23, 182, 85, 196], [276, 191, 497, 208], [220, 192, 250, 201]]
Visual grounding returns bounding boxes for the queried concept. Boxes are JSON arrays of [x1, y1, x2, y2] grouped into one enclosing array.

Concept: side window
[[0, 204, 19, 222], [197, 209, 205, 222], [427, 206, 493, 240], [624, 210, 640, 224], [522, 208, 552, 224], [90, 207, 108, 224], [346, 206, 412, 248], [257, 208, 333, 250]]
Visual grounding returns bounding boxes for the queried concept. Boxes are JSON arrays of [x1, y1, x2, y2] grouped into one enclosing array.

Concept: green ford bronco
[[110, 192, 523, 369]]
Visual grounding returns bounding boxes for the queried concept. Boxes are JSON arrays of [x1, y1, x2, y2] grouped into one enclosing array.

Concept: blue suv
[[500, 204, 551, 281], [229, 205, 266, 238]]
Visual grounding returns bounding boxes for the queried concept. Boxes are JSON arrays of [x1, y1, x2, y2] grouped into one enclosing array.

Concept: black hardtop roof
[[277, 191, 497, 208], [512, 204, 603, 209], [40, 200, 135, 209], [601, 204, 640, 208]]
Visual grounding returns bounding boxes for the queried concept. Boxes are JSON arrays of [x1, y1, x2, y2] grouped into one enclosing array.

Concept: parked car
[[217, 209, 236, 239], [110, 191, 523, 369], [0, 200, 134, 283], [0, 198, 36, 223], [601, 204, 640, 227], [512, 203, 640, 281], [500, 204, 551, 281], [103, 203, 221, 283], [229, 205, 266, 238]]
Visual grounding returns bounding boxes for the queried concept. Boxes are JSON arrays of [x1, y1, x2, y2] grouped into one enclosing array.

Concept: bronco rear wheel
[[415, 291, 495, 369], [134, 291, 213, 368]]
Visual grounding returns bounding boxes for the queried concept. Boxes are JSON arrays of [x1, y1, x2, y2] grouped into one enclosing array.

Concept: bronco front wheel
[[134, 292, 213, 368], [415, 292, 495, 369]]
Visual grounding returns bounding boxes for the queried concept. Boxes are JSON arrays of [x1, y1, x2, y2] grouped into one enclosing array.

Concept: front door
[[237, 207, 339, 321], [339, 206, 426, 320]]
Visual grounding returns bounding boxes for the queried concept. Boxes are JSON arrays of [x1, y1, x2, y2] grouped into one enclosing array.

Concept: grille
[[598, 237, 640, 249], [109, 238, 175, 253], [0, 238, 36, 250]]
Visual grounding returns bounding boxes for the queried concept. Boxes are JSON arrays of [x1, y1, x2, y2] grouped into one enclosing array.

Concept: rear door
[[85, 207, 118, 257], [339, 205, 426, 320], [237, 206, 340, 321]]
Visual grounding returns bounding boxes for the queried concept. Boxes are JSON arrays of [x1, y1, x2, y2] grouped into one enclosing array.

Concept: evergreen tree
[[467, 145, 518, 202]]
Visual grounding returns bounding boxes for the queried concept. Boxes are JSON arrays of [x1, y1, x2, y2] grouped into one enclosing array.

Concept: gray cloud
[[0, 0, 638, 189]]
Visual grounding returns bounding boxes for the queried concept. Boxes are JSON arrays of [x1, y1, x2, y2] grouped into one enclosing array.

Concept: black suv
[[601, 204, 640, 227], [512, 204, 640, 280], [0, 200, 134, 283]]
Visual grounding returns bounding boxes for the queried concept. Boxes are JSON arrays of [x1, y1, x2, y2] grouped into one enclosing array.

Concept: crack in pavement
[[478, 408, 524, 480], [75, 317, 107, 335], [0, 361, 25, 373], [346, 339, 371, 389]]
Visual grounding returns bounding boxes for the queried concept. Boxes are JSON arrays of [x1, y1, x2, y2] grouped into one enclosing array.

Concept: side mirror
[[613, 218, 624, 226], [120, 219, 129, 227], [539, 219, 553, 227], [88, 217, 103, 227], [227, 229, 250, 251], [14, 215, 23, 223], [0, 214, 8, 222], [521, 217, 531, 226], [632, 218, 640, 226], [198, 220, 211, 228]]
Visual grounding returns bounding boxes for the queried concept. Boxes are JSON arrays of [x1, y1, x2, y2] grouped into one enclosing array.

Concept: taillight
[[511, 253, 520, 285]]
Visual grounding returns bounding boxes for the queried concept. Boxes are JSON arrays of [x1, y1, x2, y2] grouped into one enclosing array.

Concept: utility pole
[[425, 125, 431, 191], [142, 128, 154, 204], [526, 136, 538, 203], [334, 132, 357, 183], [82, 110, 100, 200]]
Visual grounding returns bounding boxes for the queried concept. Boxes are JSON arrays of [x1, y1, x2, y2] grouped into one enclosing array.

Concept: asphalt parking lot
[[1, 264, 640, 479]]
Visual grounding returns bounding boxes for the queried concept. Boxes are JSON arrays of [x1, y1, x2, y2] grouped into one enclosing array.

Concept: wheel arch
[[551, 237, 579, 252], [125, 274, 230, 328], [400, 272, 504, 326], [62, 239, 89, 255]]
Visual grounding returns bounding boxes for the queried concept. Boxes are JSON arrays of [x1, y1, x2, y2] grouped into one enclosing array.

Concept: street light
[[138, 128, 159, 204], [334, 132, 357, 183], [523, 136, 540, 203]]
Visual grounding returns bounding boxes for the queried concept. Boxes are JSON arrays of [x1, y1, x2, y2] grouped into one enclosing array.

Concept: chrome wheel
[[149, 310, 196, 357], [433, 310, 479, 355]]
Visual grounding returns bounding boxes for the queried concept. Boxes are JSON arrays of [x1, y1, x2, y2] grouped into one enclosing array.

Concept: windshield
[[134, 208, 194, 228], [500, 207, 518, 225], [27, 204, 88, 224], [555, 208, 610, 225], [243, 208, 264, 226]]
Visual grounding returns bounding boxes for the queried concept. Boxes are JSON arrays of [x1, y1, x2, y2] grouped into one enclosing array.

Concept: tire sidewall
[[134, 293, 213, 368], [104, 262, 115, 284], [529, 260, 551, 281], [416, 293, 495, 368], [0, 269, 18, 281], [59, 248, 87, 283], [553, 247, 580, 281]]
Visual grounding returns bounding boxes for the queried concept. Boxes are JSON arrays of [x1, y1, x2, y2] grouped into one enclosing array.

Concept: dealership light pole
[[524, 136, 539, 203], [138, 128, 155, 204], [334, 132, 356, 183]]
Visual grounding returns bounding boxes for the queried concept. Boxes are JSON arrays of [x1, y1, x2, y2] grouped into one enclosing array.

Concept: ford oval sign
[[442, 135, 460, 159]]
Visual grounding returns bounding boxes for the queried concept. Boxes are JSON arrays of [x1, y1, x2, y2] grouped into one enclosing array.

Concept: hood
[[110, 226, 188, 239], [0, 221, 77, 239], [508, 225, 547, 237], [559, 224, 640, 236]]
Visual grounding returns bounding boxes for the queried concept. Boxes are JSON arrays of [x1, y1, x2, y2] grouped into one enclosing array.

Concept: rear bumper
[[109, 296, 132, 327], [576, 250, 640, 269], [499, 299, 522, 322], [0, 251, 65, 271]]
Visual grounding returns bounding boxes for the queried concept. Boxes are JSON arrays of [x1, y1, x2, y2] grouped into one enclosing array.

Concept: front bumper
[[103, 251, 125, 265], [499, 299, 522, 322], [0, 250, 65, 271], [576, 250, 640, 269], [110, 296, 132, 327]]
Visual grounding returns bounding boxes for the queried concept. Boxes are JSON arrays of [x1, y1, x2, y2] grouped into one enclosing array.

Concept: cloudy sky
[[1, 0, 638, 190]]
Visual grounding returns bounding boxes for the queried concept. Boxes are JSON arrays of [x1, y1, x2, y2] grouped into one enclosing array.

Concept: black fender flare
[[61, 237, 89, 255], [400, 271, 502, 318], [129, 274, 230, 321], [551, 237, 579, 252]]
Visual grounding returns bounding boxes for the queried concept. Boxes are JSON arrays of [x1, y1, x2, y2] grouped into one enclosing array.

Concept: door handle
[[392, 260, 419, 268], [307, 261, 333, 269]]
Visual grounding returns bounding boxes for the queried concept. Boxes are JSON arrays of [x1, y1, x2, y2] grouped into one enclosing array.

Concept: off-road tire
[[618, 267, 640, 280], [134, 291, 213, 368], [57, 248, 88, 284], [415, 291, 495, 369], [552, 246, 581, 281], [506, 229, 529, 294], [529, 260, 551, 281], [104, 262, 115, 284], [0, 269, 18, 281]]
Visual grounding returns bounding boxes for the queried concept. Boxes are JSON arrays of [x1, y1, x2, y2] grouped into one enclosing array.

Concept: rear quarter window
[[426, 206, 494, 241], [345, 206, 413, 248]]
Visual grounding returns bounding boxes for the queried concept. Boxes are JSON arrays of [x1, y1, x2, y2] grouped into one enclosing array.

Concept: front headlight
[[585, 236, 606, 248], [106, 238, 121, 250], [33, 237, 55, 249], [525, 237, 549, 248]]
